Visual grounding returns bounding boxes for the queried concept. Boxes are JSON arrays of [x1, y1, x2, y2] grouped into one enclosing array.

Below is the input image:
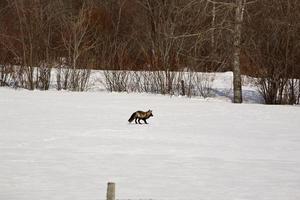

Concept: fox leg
[[138, 118, 142, 124], [135, 118, 138, 124], [143, 119, 148, 124]]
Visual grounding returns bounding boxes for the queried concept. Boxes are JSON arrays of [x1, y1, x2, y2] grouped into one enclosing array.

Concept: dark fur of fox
[[128, 110, 153, 124]]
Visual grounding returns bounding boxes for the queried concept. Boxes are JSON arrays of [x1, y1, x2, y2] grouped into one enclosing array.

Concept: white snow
[[1, 75, 300, 200]]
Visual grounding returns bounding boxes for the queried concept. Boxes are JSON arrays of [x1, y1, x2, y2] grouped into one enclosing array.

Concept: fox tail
[[128, 112, 136, 122]]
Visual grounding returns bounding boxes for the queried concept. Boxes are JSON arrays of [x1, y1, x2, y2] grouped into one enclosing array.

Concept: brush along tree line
[[0, 0, 299, 104]]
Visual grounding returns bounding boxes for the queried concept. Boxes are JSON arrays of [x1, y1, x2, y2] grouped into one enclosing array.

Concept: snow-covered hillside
[[1, 87, 300, 200], [87, 71, 264, 103]]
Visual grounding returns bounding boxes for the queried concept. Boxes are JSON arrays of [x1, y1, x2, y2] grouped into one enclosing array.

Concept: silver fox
[[128, 110, 153, 124]]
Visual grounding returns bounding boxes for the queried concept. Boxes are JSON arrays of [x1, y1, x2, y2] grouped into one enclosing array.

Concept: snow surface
[[1, 85, 300, 200]]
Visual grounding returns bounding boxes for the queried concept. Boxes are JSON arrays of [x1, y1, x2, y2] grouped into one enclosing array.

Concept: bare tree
[[59, 2, 98, 91], [245, 0, 300, 104], [136, 0, 207, 94]]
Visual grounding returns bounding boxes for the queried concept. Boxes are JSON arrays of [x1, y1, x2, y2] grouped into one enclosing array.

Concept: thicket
[[0, 0, 299, 104]]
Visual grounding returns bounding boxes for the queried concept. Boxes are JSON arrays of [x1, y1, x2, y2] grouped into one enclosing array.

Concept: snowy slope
[[73, 71, 264, 103], [0, 88, 300, 200]]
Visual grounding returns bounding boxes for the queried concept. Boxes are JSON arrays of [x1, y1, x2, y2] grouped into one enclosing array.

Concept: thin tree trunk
[[232, 0, 245, 103], [211, 1, 216, 49]]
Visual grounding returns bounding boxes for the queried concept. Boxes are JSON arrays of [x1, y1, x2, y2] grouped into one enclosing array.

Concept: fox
[[128, 110, 153, 124]]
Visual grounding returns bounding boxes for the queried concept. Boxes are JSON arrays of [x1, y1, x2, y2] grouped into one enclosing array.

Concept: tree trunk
[[211, 1, 216, 50], [232, 0, 245, 103]]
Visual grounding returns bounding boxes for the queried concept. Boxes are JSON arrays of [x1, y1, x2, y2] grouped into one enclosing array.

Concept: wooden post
[[181, 80, 185, 96], [106, 182, 115, 200]]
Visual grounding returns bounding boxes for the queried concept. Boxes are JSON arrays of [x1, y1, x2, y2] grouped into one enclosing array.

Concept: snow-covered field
[[1, 76, 300, 200]]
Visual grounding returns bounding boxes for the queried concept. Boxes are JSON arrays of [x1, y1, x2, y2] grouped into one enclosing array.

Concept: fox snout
[[148, 109, 153, 117]]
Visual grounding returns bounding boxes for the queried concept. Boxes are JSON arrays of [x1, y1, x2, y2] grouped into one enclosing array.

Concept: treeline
[[0, 0, 300, 104]]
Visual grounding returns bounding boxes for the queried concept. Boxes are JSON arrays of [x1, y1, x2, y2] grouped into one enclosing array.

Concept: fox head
[[148, 110, 153, 117]]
